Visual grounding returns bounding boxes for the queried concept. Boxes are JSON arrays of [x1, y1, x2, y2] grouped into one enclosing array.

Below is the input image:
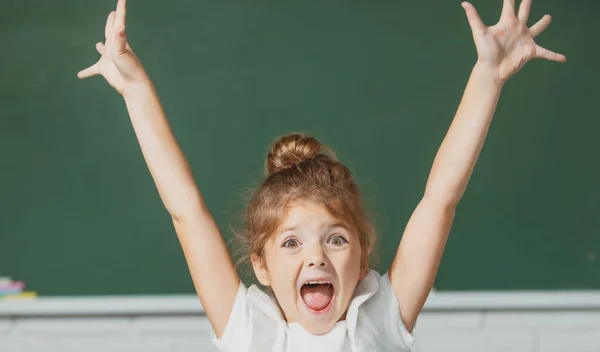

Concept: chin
[[304, 323, 335, 335], [296, 293, 343, 335], [300, 316, 339, 335]]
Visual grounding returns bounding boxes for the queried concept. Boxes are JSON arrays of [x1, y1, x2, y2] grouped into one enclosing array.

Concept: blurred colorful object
[[0, 277, 37, 300]]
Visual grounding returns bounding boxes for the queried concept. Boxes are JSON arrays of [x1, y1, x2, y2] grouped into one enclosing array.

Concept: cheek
[[333, 247, 363, 281], [350, 242, 364, 269], [265, 252, 303, 311], [265, 250, 301, 283]]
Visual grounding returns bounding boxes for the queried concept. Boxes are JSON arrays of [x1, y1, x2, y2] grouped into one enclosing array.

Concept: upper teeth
[[306, 280, 330, 285]]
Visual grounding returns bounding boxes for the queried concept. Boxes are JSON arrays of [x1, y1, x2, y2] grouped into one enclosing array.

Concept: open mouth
[[300, 280, 335, 313]]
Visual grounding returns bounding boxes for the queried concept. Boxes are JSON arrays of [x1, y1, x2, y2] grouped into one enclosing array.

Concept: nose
[[305, 243, 327, 268], [308, 257, 327, 268]]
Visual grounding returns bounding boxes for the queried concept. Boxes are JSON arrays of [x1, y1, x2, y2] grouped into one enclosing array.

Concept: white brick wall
[[0, 316, 217, 352], [1, 311, 600, 351]]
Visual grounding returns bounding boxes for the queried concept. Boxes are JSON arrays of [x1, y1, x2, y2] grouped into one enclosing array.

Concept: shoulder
[[347, 270, 415, 350], [210, 281, 286, 351]]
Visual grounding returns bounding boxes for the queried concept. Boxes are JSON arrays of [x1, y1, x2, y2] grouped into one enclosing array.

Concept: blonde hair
[[237, 133, 376, 276]]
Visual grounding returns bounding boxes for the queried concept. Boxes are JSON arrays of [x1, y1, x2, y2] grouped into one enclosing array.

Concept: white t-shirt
[[211, 269, 415, 352]]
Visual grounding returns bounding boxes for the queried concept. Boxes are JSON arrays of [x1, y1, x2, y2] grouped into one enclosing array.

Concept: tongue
[[301, 284, 333, 311]]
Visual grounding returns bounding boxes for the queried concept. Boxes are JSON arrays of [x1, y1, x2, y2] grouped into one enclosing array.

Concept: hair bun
[[265, 133, 333, 176]]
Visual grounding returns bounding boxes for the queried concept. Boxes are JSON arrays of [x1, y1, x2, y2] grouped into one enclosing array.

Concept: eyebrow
[[278, 225, 298, 234], [324, 222, 348, 231], [278, 222, 347, 234]]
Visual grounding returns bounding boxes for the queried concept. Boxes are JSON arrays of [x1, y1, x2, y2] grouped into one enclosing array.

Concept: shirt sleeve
[[210, 281, 252, 352], [380, 272, 416, 347], [359, 271, 415, 349]]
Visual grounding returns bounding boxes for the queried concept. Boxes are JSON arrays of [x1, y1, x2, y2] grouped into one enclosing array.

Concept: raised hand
[[462, 0, 566, 82], [78, 0, 146, 96]]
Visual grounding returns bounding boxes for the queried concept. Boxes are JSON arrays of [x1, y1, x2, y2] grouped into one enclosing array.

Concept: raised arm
[[388, 0, 566, 332], [77, 0, 239, 337]]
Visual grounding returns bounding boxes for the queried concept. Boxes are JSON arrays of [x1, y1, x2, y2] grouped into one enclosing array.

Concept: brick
[[14, 318, 130, 336], [0, 337, 60, 352], [485, 312, 600, 330], [173, 337, 220, 352], [414, 331, 535, 352], [0, 338, 19, 352], [55, 337, 171, 352], [132, 316, 211, 336], [415, 312, 484, 332], [0, 319, 12, 334], [539, 330, 600, 352]]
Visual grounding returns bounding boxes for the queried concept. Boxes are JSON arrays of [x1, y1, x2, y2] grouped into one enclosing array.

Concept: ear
[[359, 256, 370, 281], [251, 253, 271, 286], [359, 266, 369, 281]]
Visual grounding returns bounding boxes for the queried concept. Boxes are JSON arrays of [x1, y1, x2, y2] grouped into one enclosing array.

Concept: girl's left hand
[[462, 0, 566, 82]]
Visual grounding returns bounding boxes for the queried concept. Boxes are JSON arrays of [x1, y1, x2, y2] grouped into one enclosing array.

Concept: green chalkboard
[[1, 0, 598, 296]]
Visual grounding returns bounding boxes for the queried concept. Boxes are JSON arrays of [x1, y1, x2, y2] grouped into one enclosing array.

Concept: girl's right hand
[[78, 0, 146, 96]]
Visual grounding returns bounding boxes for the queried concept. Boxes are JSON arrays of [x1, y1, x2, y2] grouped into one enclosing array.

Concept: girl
[[78, 0, 565, 350]]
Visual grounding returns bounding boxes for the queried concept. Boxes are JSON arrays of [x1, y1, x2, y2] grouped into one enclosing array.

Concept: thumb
[[462, 2, 486, 37], [77, 62, 100, 79]]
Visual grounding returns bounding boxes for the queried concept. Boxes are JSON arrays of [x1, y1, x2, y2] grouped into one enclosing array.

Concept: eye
[[328, 235, 348, 246], [282, 238, 300, 248]]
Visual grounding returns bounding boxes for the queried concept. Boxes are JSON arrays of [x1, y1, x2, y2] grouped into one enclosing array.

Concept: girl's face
[[252, 200, 367, 335]]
